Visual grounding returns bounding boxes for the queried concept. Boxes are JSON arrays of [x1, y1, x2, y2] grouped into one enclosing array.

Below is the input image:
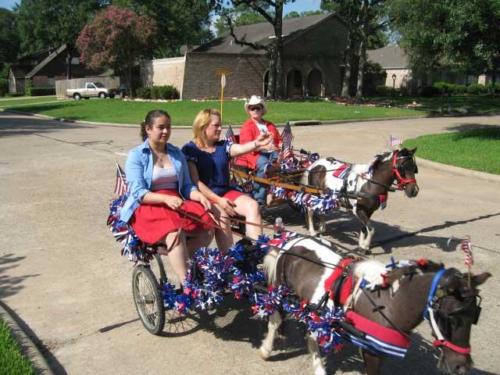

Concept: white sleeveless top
[[151, 165, 178, 191]]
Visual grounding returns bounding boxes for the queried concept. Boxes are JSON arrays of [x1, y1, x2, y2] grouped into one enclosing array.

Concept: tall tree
[[214, 7, 266, 37], [112, 0, 213, 57], [215, 0, 295, 99], [322, 0, 387, 97], [15, 0, 103, 78], [387, 0, 500, 86], [77, 5, 157, 95], [0, 8, 19, 77]]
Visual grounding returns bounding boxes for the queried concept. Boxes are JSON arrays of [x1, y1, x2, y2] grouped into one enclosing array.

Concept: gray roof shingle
[[194, 13, 332, 55], [367, 45, 409, 69]]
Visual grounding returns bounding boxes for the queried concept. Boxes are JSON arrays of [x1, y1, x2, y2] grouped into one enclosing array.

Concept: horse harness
[[424, 268, 482, 355]]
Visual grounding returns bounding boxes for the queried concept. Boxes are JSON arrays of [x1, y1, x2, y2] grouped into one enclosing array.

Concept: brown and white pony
[[301, 148, 419, 253], [259, 236, 490, 375]]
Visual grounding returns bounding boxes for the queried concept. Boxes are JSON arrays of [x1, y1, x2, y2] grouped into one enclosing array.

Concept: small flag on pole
[[388, 135, 402, 149], [225, 125, 236, 143], [281, 122, 293, 150], [114, 163, 128, 196], [461, 238, 474, 267]]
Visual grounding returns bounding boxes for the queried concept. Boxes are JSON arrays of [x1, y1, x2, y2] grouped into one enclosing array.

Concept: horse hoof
[[258, 347, 271, 360]]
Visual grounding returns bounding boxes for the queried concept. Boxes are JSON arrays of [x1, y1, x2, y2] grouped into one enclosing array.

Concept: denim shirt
[[120, 140, 198, 223]]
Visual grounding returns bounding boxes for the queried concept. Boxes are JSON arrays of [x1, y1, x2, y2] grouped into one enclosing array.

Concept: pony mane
[[385, 260, 443, 285], [368, 151, 393, 174]]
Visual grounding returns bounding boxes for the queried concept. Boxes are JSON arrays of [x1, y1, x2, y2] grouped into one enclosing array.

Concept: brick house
[[367, 45, 490, 93], [8, 45, 103, 94], [141, 13, 349, 99]]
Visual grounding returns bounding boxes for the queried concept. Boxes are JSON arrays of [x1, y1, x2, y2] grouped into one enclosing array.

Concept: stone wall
[[141, 57, 185, 95]]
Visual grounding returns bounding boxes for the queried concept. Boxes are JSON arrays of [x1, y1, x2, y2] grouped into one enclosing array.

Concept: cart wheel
[[132, 265, 165, 335]]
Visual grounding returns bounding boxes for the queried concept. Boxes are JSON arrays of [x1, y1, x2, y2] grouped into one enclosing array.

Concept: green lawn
[[0, 98, 424, 126], [404, 126, 500, 174], [0, 96, 58, 107], [0, 319, 35, 375], [388, 95, 500, 115]]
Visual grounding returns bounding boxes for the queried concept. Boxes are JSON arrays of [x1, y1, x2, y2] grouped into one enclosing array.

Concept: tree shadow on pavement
[[0, 253, 39, 299], [0, 112, 89, 138], [318, 211, 500, 256]]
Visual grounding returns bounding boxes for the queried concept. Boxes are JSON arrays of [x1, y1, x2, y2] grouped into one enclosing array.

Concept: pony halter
[[424, 268, 472, 355], [391, 151, 417, 189]]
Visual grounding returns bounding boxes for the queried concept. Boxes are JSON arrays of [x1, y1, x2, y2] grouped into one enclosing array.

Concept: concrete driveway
[[0, 112, 499, 375]]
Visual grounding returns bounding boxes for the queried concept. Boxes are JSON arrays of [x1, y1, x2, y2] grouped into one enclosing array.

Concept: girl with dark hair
[[120, 109, 214, 284]]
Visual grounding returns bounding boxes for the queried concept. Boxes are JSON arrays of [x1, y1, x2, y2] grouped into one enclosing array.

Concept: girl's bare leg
[[186, 227, 215, 255], [163, 230, 188, 284], [233, 195, 262, 240]]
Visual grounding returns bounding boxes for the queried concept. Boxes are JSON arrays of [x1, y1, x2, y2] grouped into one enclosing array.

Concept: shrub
[[136, 85, 179, 100], [136, 87, 151, 99], [375, 85, 391, 96], [0, 78, 8, 96], [451, 84, 466, 94], [432, 82, 467, 96], [30, 87, 56, 96], [419, 86, 440, 97], [486, 82, 500, 94], [24, 79, 32, 96], [466, 83, 487, 95], [156, 85, 179, 99]]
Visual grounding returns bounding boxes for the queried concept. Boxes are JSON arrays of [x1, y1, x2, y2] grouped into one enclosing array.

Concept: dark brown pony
[[260, 236, 491, 375], [302, 148, 419, 253]]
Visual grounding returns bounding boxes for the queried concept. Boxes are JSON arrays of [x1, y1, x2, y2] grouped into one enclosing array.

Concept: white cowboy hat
[[244, 95, 267, 114]]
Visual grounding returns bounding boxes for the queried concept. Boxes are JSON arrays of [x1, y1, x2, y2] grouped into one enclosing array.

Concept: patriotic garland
[[107, 194, 151, 262], [271, 186, 339, 214]]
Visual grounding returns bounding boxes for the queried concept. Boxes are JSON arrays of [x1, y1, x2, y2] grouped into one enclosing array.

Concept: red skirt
[[222, 189, 245, 202], [131, 189, 214, 245]]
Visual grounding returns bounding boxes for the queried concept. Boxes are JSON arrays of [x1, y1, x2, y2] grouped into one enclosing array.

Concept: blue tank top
[[182, 140, 233, 196]]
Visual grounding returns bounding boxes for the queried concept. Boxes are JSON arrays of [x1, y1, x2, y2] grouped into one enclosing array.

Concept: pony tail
[[263, 249, 280, 285]]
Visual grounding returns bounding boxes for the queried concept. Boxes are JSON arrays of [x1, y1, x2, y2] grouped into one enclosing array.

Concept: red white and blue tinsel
[[107, 194, 151, 262], [250, 284, 345, 354], [271, 186, 339, 214]]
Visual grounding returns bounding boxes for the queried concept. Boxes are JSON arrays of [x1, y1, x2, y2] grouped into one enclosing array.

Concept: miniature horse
[[260, 236, 490, 375], [302, 148, 419, 252]]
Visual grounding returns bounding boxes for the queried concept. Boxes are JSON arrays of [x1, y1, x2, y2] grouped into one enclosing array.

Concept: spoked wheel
[[132, 265, 165, 335]]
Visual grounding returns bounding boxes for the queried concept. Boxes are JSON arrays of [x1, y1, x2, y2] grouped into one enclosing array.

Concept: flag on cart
[[389, 135, 402, 149], [281, 122, 293, 151], [461, 238, 473, 267], [225, 125, 236, 143], [114, 163, 128, 196], [281, 122, 294, 159]]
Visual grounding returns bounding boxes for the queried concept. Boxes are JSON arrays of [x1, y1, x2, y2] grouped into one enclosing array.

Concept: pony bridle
[[424, 268, 482, 355], [391, 151, 417, 190]]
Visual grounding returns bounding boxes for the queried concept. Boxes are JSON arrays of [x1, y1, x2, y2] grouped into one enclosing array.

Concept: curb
[[0, 300, 55, 375], [416, 157, 500, 183], [1, 108, 426, 129]]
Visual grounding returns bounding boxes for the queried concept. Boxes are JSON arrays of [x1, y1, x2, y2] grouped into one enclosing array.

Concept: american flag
[[225, 125, 236, 143], [461, 238, 473, 267], [114, 162, 128, 196], [389, 135, 402, 149], [281, 122, 293, 151]]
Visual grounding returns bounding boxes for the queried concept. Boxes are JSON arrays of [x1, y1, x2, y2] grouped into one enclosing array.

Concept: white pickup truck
[[66, 82, 115, 100]]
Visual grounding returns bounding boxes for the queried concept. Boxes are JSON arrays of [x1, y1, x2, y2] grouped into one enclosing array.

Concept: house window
[[71, 57, 80, 65]]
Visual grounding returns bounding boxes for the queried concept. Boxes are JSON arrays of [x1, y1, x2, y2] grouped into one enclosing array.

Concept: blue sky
[[0, 0, 321, 13]]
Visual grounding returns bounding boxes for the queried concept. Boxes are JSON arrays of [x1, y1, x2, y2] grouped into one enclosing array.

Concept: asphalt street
[[0, 111, 499, 375]]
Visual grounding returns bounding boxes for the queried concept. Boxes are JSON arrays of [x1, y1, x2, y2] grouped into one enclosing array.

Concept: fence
[[55, 76, 120, 99]]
